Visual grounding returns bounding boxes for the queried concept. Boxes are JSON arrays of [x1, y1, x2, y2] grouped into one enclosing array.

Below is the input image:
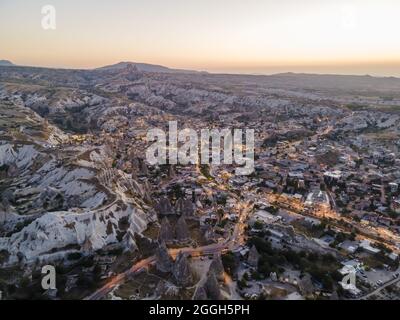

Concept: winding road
[[85, 201, 252, 300]]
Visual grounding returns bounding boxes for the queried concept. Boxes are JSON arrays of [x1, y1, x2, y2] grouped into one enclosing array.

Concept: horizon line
[[2, 59, 400, 80]]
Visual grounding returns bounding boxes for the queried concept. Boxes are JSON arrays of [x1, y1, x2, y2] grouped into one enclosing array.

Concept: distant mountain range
[[1, 59, 399, 86], [0, 60, 15, 67], [96, 61, 201, 74]]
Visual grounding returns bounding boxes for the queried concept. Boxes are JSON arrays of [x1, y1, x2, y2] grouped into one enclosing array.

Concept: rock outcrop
[[134, 233, 158, 257], [208, 253, 224, 281], [155, 242, 173, 273], [159, 217, 174, 243], [81, 236, 93, 254], [204, 272, 222, 300], [155, 280, 179, 299], [122, 230, 137, 252], [0, 203, 148, 266], [155, 197, 174, 215], [172, 251, 193, 287], [192, 286, 208, 300], [33, 187, 64, 212], [175, 198, 194, 216], [175, 216, 190, 241]]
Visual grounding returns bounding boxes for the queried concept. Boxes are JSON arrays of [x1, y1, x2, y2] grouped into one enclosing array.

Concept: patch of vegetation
[[248, 236, 341, 291], [222, 251, 238, 276]]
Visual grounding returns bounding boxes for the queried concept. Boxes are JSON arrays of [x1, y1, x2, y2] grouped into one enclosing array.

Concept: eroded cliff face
[[0, 99, 155, 267], [1, 202, 149, 266]]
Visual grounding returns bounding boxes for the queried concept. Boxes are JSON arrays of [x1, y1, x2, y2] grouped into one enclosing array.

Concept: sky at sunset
[[1, 0, 400, 76]]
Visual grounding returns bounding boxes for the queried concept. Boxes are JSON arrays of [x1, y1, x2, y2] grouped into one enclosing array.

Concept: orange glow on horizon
[[1, 0, 400, 76]]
